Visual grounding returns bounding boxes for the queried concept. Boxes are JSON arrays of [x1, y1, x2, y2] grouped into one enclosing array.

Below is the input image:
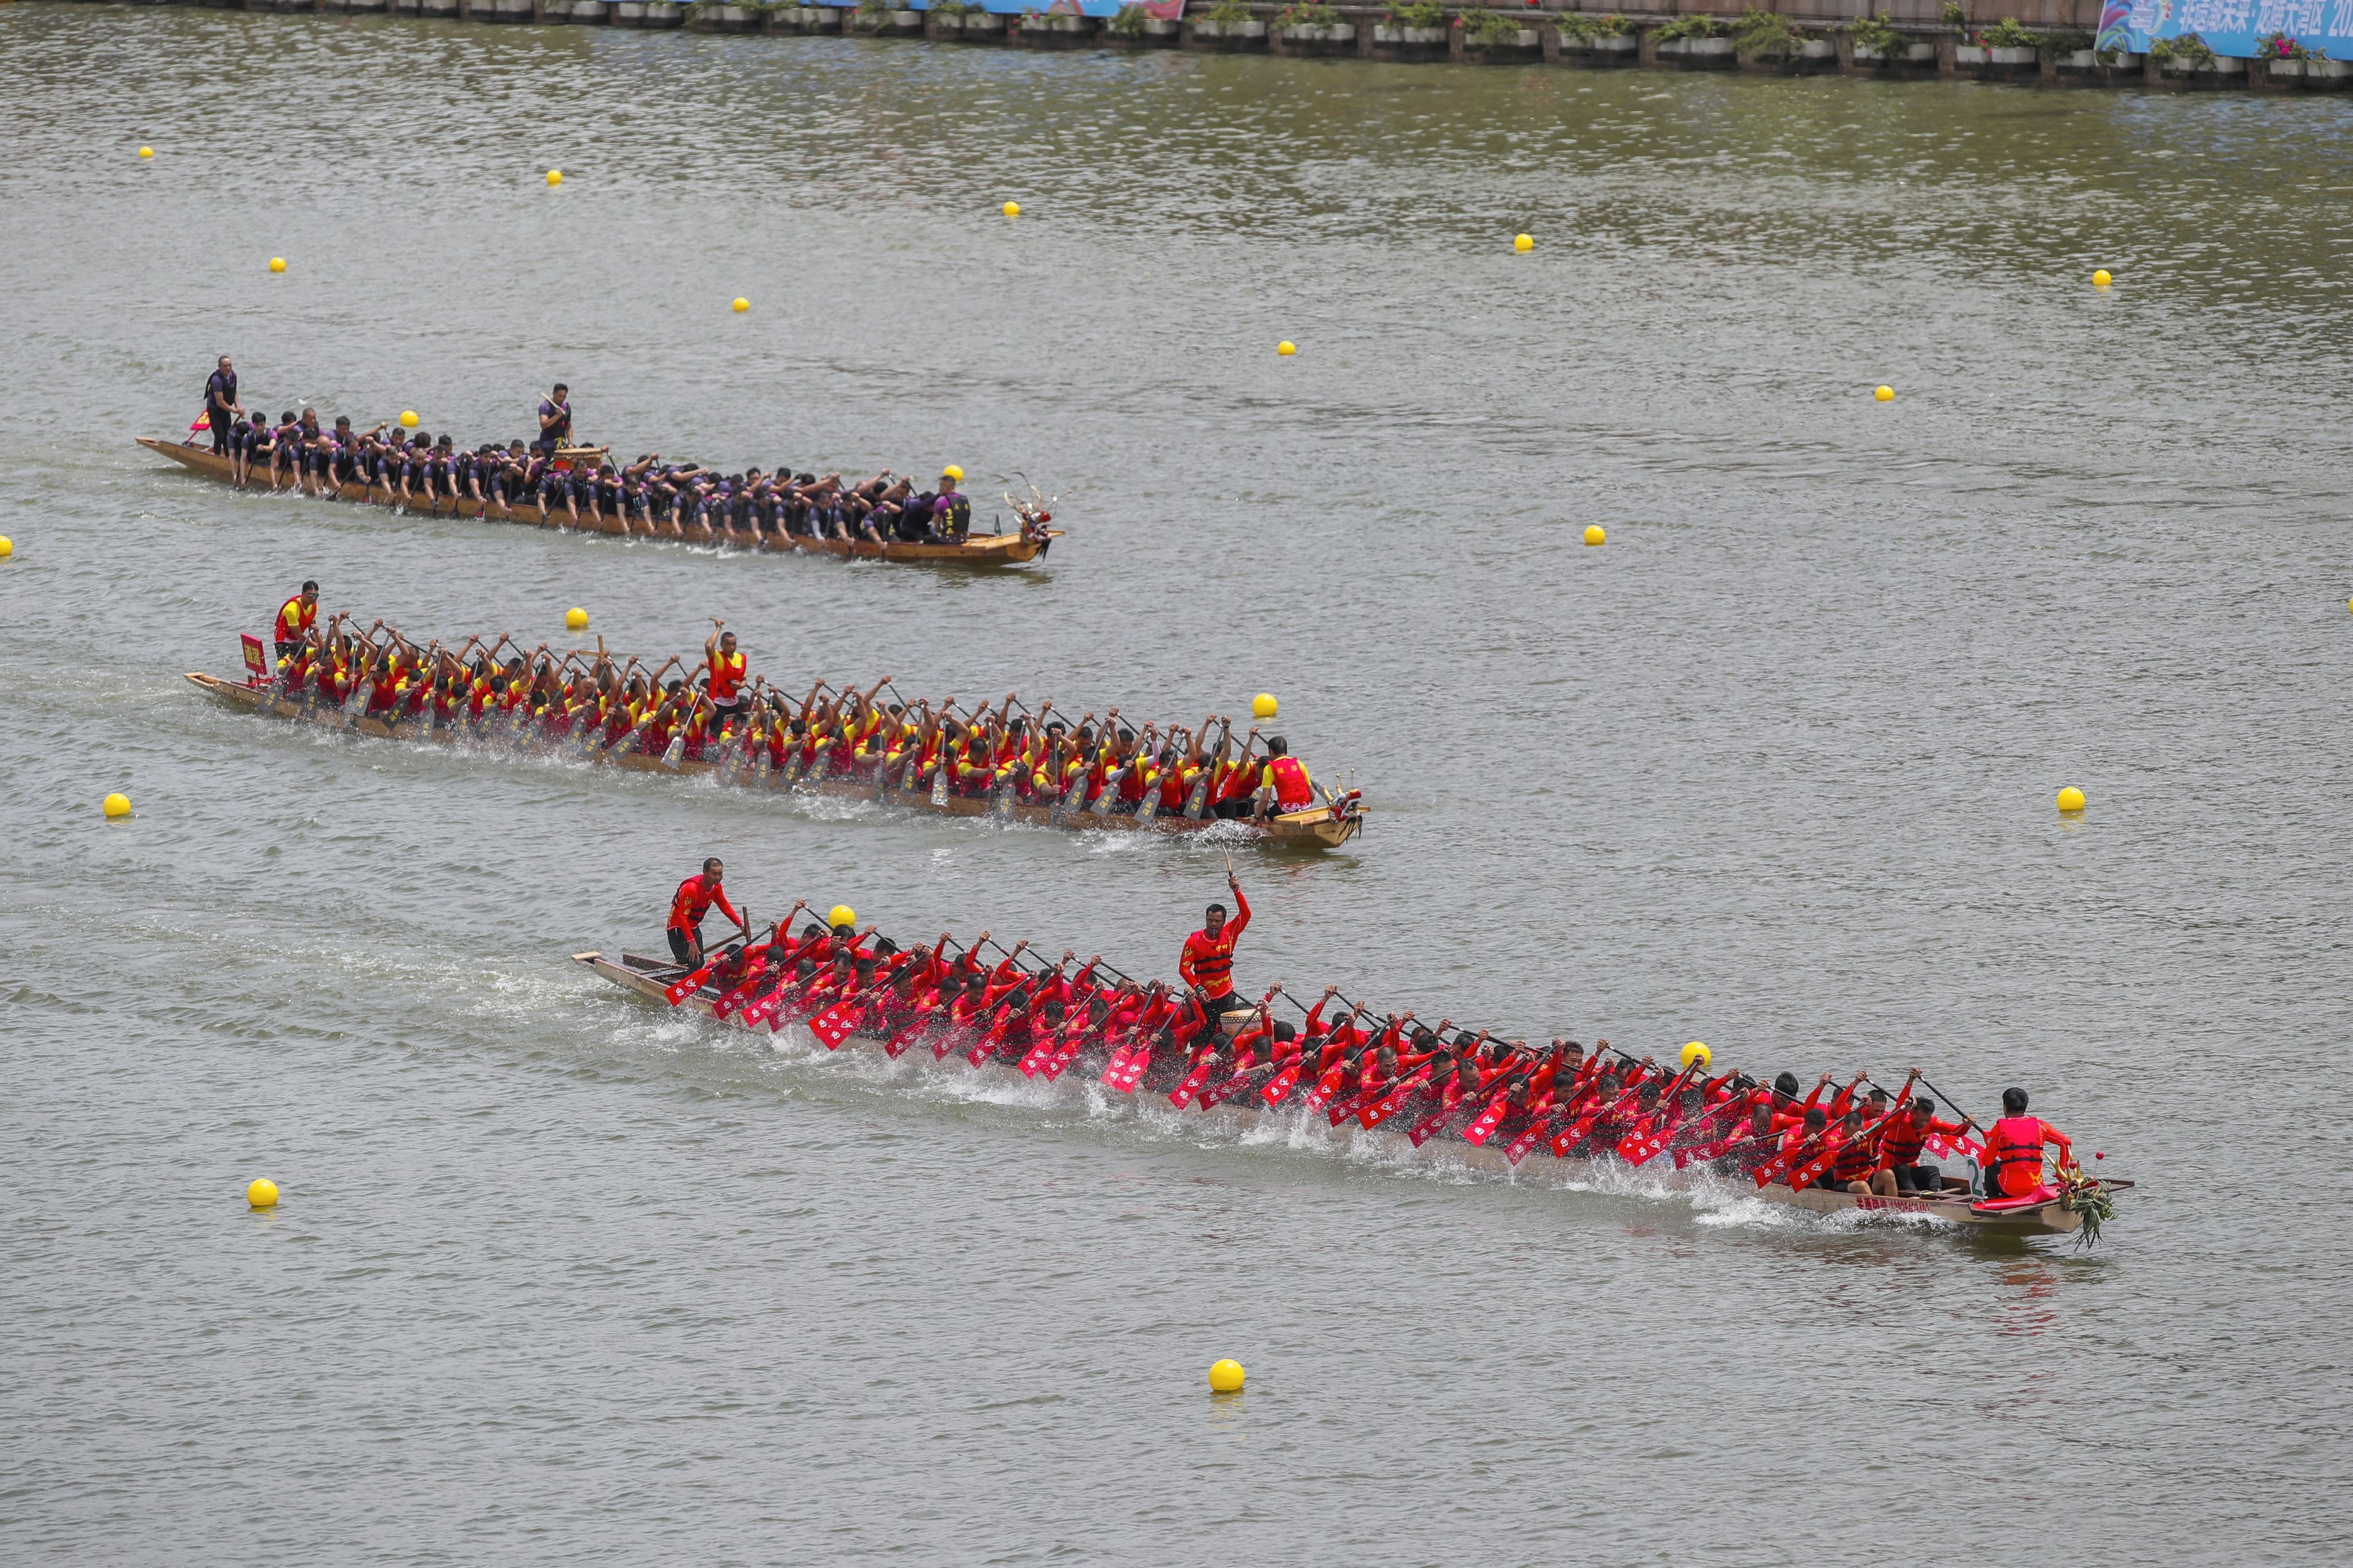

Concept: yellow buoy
[[102, 792, 132, 819], [1583, 524, 1605, 546], [1251, 693, 1278, 720], [138, 145, 154, 159], [269, 257, 287, 273], [1208, 1358, 1245, 1393], [2057, 786, 2086, 814], [246, 1177, 279, 1209], [565, 607, 589, 632], [0, 536, 12, 558], [1002, 200, 1020, 217], [1874, 385, 1894, 401], [1680, 1041, 1711, 1072], [546, 169, 562, 186], [399, 410, 419, 429], [829, 904, 857, 930], [1513, 233, 1533, 252], [732, 296, 750, 313], [1276, 341, 1296, 357], [2092, 269, 2112, 287]]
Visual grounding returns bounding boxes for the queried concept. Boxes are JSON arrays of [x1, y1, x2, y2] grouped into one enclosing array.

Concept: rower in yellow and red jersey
[[704, 617, 747, 739], [274, 580, 319, 666], [1253, 735, 1315, 821]]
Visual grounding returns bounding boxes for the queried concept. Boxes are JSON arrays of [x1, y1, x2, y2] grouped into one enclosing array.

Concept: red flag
[[807, 1003, 857, 1051], [1259, 1059, 1304, 1106]]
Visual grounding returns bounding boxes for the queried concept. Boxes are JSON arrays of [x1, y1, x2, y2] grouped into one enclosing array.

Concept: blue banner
[[2098, 0, 2353, 57]]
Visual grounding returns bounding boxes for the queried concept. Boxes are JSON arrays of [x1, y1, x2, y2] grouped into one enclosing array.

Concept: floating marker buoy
[[2092, 269, 2112, 287], [103, 792, 132, 819], [399, 410, 419, 428], [1583, 524, 1605, 546], [1874, 385, 1894, 401], [1514, 233, 1533, 252], [269, 257, 286, 273], [829, 904, 856, 930], [1208, 1359, 1245, 1393], [1252, 693, 1277, 720], [732, 297, 749, 313], [0, 536, 12, 558], [546, 169, 562, 186], [2057, 786, 2085, 814], [1680, 1041, 1711, 1071], [1276, 341, 1296, 357], [138, 146, 153, 159], [1002, 200, 1020, 217], [246, 1177, 279, 1209], [565, 607, 588, 631]]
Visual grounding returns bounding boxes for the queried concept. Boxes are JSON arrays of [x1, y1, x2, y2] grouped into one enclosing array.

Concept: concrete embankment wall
[[57, 0, 2353, 95]]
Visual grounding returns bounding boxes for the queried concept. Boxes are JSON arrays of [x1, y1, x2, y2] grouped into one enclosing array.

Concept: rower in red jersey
[[1178, 869, 1249, 1028], [667, 856, 745, 968]]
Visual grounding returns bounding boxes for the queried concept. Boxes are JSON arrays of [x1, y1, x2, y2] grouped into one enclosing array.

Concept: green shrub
[[1732, 7, 1800, 54], [1461, 6, 1524, 43], [1108, 1, 1145, 32], [1841, 11, 1905, 56], [1277, 0, 1336, 23], [1206, 0, 1251, 21], [1652, 13, 1725, 42], [1387, 0, 1441, 24]]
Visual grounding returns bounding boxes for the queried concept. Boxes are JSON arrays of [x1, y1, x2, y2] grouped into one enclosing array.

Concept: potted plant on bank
[[1732, 9, 1830, 69], [1555, 10, 1635, 59], [2255, 30, 2309, 80], [2149, 29, 2242, 79], [1194, 0, 1266, 41], [1459, 4, 1537, 55], [1276, 0, 1349, 47], [1375, 0, 1445, 47], [1839, 11, 1934, 69], [1652, 13, 1733, 64]]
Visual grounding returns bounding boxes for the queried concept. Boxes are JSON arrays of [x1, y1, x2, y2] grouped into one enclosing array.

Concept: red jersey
[[668, 873, 740, 934], [1178, 888, 1250, 1001], [708, 650, 746, 703]]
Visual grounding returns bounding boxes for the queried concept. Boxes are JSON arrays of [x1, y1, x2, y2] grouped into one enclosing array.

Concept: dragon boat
[[574, 949, 2126, 1240], [186, 669, 1368, 850], [137, 437, 1062, 566]]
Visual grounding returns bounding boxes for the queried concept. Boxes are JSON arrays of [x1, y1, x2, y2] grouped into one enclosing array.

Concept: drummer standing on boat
[[1179, 870, 1250, 1026], [537, 383, 572, 455], [205, 357, 241, 457], [668, 857, 745, 968]]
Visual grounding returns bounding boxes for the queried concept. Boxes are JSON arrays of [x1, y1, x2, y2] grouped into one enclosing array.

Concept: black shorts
[[667, 926, 701, 967], [1892, 1163, 1941, 1194]]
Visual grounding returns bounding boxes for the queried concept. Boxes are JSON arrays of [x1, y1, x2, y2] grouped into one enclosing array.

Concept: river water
[[5, 7, 2351, 1563]]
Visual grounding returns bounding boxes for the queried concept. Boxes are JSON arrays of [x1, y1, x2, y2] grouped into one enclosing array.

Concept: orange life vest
[[276, 597, 314, 643], [1985, 1115, 2049, 1197]]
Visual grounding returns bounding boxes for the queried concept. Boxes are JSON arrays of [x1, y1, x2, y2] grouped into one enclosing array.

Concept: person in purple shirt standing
[[537, 383, 572, 455], [205, 357, 241, 457]]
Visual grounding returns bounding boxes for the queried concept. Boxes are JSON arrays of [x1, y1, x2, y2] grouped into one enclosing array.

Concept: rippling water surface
[[3, 7, 2350, 1563]]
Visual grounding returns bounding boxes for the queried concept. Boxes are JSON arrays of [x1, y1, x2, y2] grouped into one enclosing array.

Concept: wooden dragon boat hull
[[187, 671, 1367, 849], [138, 437, 1060, 566], [574, 950, 2121, 1238]]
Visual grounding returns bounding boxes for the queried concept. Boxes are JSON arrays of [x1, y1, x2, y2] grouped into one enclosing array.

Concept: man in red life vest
[[1981, 1087, 2072, 1199], [274, 581, 319, 666], [668, 856, 745, 968], [705, 618, 747, 739], [1179, 872, 1249, 1028], [1871, 1092, 1972, 1198], [1252, 735, 1315, 821]]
